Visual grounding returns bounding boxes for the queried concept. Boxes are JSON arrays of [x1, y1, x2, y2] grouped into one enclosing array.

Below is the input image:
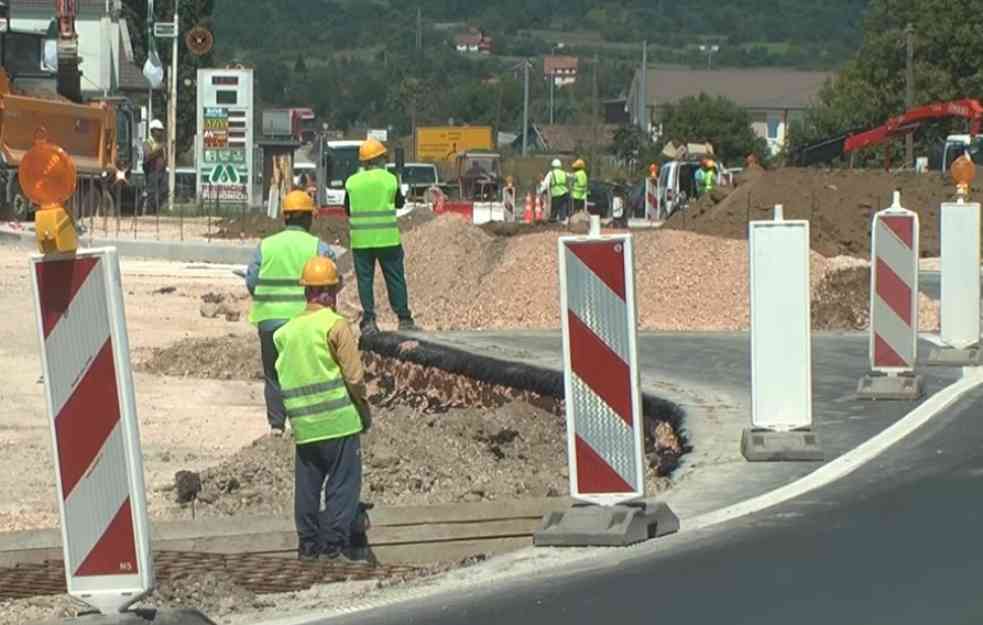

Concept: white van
[[657, 159, 731, 219]]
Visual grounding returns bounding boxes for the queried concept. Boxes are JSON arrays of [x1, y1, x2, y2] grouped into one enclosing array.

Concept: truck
[[386, 162, 439, 202], [263, 107, 317, 143], [314, 138, 362, 207], [0, 5, 135, 220], [415, 126, 493, 162]]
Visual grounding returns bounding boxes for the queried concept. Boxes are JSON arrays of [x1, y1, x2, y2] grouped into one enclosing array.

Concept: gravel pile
[[338, 214, 929, 332]]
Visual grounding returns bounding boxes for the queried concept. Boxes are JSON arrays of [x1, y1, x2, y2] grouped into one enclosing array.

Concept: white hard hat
[[551, 158, 562, 168], [150, 119, 164, 131]]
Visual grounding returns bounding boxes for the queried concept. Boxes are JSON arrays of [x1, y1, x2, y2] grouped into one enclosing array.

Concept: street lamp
[[699, 43, 720, 70]]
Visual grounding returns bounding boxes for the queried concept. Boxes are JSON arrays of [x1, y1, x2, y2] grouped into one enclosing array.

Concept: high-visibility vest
[[572, 170, 588, 201], [345, 168, 401, 249], [550, 169, 568, 198], [703, 169, 716, 193], [249, 229, 319, 325], [273, 308, 362, 445]]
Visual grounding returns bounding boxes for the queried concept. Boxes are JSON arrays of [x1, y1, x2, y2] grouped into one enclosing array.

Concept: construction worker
[[695, 159, 716, 197], [571, 159, 589, 215], [273, 256, 369, 562], [344, 138, 417, 335], [142, 119, 168, 213], [246, 190, 337, 437], [540, 158, 571, 224]]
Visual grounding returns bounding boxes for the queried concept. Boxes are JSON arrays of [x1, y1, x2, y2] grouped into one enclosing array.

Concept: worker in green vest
[[540, 158, 572, 224], [247, 190, 336, 436], [274, 256, 370, 562], [571, 159, 589, 215], [344, 138, 416, 336]]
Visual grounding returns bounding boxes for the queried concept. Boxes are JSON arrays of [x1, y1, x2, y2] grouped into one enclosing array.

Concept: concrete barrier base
[[33, 609, 216, 625], [856, 373, 924, 401], [926, 346, 983, 367], [741, 429, 824, 462], [533, 499, 679, 547]]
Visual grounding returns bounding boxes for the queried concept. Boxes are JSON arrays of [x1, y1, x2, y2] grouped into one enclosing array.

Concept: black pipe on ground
[[359, 332, 686, 433]]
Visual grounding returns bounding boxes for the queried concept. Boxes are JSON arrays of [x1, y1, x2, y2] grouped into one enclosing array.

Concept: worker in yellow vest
[[344, 138, 416, 335], [247, 190, 336, 436], [540, 158, 571, 224], [274, 256, 370, 562], [571, 159, 589, 215]]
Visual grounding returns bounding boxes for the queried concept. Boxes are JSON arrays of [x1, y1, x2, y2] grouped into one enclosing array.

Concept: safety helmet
[[150, 119, 164, 131], [572, 159, 586, 170], [707, 160, 717, 170], [359, 138, 387, 162], [300, 256, 340, 287], [649, 163, 659, 177], [282, 189, 315, 213], [551, 158, 562, 168]]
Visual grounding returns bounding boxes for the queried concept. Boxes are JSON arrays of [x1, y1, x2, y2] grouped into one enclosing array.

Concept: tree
[[660, 94, 768, 163], [789, 0, 983, 165], [294, 53, 308, 75]]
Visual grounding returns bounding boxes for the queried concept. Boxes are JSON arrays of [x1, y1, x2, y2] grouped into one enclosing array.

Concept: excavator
[[0, 0, 137, 220], [790, 98, 983, 170]]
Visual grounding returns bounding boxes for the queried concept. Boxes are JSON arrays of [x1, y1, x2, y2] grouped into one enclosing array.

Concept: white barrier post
[[858, 191, 924, 399], [742, 205, 823, 462], [534, 228, 678, 546], [645, 177, 659, 221], [30, 248, 154, 614], [928, 158, 982, 365]]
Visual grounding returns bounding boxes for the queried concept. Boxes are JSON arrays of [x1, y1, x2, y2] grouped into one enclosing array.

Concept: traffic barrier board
[[558, 234, 645, 505], [940, 201, 981, 350], [870, 200, 920, 372], [30, 248, 153, 614], [645, 178, 659, 220]]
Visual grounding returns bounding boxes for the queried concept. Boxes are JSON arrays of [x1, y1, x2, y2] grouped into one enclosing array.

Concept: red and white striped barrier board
[[645, 178, 659, 220], [30, 248, 153, 614], [870, 205, 919, 371], [558, 234, 645, 505]]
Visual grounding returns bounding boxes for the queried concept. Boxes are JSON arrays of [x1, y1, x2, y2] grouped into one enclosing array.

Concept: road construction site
[[0, 165, 970, 624]]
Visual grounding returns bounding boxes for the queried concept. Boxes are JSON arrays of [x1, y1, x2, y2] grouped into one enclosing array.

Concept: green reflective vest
[[273, 308, 363, 445], [345, 168, 401, 249], [249, 229, 320, 325], [550, 169, 568, 198], [572, 170, 588, 201], [703, 169, 716, 194]]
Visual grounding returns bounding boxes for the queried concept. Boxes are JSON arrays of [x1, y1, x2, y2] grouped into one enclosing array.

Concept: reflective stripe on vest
[[345, 168, 401, 249], [273, 308, 362, 445], [550, 169, 568, 198], [572, 170, 588, 200], [248, 229, 319, 325]]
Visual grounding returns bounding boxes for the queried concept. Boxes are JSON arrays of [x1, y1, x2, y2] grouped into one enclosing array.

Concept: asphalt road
[[326, 383, 983, 625]]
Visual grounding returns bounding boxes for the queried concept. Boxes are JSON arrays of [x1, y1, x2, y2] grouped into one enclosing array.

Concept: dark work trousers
[[258, 328, 287, 430], [550, 193, 571, 222], [295, 434, 362, 557], [353, 245, 413, 325], [573, 198, 587, 215]]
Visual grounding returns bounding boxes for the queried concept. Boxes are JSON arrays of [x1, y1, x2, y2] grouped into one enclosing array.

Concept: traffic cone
[[534, 194, 544, 222], [524, 193, 533, 224]]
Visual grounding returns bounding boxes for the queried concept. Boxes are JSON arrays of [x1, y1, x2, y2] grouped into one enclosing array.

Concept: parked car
[[585, 181, 618, 218]]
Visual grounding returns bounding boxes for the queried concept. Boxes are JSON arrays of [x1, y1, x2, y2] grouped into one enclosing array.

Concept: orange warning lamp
[[952, 153, 975, 199], [22, 130, 78, 254]]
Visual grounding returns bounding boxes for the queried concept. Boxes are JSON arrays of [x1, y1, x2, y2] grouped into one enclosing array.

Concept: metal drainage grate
[[0, 551, 419, 601]]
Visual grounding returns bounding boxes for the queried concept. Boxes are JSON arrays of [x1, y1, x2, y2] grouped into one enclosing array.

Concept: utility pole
[[411, 6, 422, 160], [639, 40, 648, 132], [549, 72, 555, 125], [522, 58, 529, 157], [167, 4, 178, 215], [591, 53, 599, 174], [905, 23, 914, 168]]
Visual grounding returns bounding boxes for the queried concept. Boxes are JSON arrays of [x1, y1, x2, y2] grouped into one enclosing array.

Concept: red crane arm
[[844, 99, 983, 153]]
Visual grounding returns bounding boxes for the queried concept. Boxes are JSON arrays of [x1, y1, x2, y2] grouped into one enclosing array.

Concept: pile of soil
[[337, 213, 933, 332], [664, 167, 965, 258], [140, 334, 260, 380], [210, 208, 437, 250], [137, 574, 269, 618]]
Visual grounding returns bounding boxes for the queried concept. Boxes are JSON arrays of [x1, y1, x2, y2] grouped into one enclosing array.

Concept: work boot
[[360, 321, 379, 337], [398, 318, 419, 333], [320, 547, 354, 565]]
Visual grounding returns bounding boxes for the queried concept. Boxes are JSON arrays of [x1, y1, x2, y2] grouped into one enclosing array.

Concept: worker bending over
[[540, 158, 571, 224], [344, 138, 417, 335], [274, 257, 370, 561], [571, 159, 589, 215], [247, 191, 336, 436]]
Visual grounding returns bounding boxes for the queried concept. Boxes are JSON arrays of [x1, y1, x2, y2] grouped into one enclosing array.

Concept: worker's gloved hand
[[357, 403, 372, 433]]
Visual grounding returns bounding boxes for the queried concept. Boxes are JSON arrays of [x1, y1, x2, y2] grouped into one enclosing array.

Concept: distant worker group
[[539, 157, 590, 224]]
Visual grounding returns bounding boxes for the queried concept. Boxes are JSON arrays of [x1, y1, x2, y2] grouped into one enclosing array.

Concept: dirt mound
[[211, 207, 437, 250], [339, 214, 909, 332], [665, 167, 961, 258], [140, 334, 260, 380], [141, 574, 269, 618]]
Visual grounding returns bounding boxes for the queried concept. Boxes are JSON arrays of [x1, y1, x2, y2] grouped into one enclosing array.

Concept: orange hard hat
[[283, 189, 315, 213], [359, 138, 387, 162], [300, 256, 340, 287]]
